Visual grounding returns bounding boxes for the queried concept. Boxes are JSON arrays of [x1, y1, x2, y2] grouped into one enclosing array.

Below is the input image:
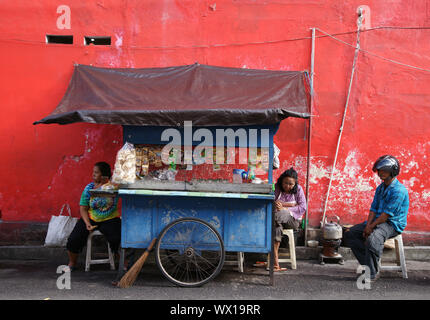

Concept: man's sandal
[[253, 261, 267, 267]]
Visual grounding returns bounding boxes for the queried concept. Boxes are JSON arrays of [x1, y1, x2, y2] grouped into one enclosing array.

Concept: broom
[[117, 238, 157, 288]]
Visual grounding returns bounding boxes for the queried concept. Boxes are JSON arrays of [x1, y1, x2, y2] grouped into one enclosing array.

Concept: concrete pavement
[[0, 251, 430, 300], [2, 244, 430, 262]]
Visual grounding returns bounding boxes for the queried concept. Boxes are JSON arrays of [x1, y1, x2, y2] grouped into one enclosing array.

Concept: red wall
[[1, 1, 429, 239]]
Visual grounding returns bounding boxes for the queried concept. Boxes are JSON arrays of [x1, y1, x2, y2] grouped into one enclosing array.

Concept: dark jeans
[[344, 221, 399, 277], [66, 217, 121, 254]]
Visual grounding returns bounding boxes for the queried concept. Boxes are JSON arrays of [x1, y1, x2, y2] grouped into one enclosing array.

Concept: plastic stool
[[224, 252, 245, 273], [267, 228, 297, 269], [85, 230, 115, 272], [379, 234, 407, 279]]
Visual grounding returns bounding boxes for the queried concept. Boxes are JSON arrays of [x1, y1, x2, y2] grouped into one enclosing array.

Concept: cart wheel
[[155, 217, 225, 287]]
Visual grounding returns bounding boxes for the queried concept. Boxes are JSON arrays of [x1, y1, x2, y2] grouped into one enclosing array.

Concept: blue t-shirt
[[369, 178, 409, 233]]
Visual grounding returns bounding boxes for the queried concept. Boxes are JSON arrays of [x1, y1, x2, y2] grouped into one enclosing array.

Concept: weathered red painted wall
[[1, 1, 429, 241]]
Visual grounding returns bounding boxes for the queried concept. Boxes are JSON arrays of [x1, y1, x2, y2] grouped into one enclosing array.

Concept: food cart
[[34, 63, 310, 286]]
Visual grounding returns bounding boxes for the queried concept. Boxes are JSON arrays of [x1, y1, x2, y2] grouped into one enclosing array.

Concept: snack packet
[[111, 142, 137, 184]]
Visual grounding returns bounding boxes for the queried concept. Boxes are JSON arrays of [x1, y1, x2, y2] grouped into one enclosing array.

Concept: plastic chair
[[85, 230, 115, 272], [379, 233, 407, 279], [267, 228, 297, 269]]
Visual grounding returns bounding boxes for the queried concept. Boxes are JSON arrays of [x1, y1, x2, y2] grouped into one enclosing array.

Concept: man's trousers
[[344, 221, 399, 277]]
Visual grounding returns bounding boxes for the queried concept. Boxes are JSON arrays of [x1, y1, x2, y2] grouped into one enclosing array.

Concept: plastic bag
[[44, 204, 78, 247], [100, 181, 118, 190], [112, 142, 137, 184], [273, 143, 280, 169], [384, 238, 395, 249], [149, 168, 177, 181]]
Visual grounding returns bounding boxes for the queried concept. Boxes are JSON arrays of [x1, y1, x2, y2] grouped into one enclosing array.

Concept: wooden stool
[[379, 234, 407, 279], [85, 230, 115, 272], [267, 229, 297, 269]]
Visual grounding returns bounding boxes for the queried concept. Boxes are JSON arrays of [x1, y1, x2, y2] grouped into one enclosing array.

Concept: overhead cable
[[315, 27, 430, 73]]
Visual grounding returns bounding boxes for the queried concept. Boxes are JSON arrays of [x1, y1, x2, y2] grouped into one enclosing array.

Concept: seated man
[[344, 155, 409, 281]]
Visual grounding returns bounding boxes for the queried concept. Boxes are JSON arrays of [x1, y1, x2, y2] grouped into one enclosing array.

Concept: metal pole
[[269, 202, 275, 286], [269, 132, 275, 286], [304, 27, 315, 246]]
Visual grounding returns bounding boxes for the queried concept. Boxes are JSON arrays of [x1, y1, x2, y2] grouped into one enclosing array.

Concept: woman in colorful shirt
[[273, 167, 307, 271], [66, 162, 120, 270]]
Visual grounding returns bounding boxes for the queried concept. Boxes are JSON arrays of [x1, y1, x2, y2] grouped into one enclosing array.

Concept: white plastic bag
[[112, 142, 137, 184], [273, 143, 280, 169], [384, 238, 395, 249], [44, 204, 78, 247]]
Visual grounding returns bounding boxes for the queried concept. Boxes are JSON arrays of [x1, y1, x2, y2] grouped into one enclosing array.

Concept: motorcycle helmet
[[372, 155, 400, 177]]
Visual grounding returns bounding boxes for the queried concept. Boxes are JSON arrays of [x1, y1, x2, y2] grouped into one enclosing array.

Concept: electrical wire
[[315, 27, 430, 73], [2, 25, 430, 49], [1, 25, 430, 72]]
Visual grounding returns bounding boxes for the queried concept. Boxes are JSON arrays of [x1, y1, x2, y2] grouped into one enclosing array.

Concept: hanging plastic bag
[[112, 142, 137, 184], [44, 204, 78, 247], [273, 143, 280, 169]]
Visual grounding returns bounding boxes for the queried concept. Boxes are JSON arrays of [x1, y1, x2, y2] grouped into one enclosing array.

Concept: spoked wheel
[[155, 217, 225, 287]]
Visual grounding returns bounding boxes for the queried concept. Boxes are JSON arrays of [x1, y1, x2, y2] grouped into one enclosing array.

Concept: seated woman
[[272, 167, 307, 271], [66, 161, 121, 271]]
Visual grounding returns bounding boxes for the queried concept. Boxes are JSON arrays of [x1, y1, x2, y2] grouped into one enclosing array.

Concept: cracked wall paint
[[309, 151, 375, 205], [1, 1, 430, 239]]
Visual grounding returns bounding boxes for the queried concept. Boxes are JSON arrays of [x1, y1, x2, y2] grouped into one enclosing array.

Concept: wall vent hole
[[46, 35, 73, 44], [84, 36, 111, 46]]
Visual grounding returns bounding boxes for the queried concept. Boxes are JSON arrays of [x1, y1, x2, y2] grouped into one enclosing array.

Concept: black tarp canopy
[[34, 63, 310, 127]]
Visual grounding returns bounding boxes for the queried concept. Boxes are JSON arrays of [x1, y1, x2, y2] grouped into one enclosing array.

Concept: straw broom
[[118, 238, 157, 288]]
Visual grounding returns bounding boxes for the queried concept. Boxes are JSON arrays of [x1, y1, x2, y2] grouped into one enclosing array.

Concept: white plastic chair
[[379, 233, 407, 279], [224, 252, 245, 273], [85, 230, 115, 272], [267, 228, 297, 269]]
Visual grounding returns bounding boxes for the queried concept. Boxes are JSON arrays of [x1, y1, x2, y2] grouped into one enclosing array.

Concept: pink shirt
[[274, 184, 307, 220]]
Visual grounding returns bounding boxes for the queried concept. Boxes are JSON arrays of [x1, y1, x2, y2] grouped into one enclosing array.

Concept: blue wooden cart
[[34, 64, 310, 287], [116, 124, 278, 287]]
